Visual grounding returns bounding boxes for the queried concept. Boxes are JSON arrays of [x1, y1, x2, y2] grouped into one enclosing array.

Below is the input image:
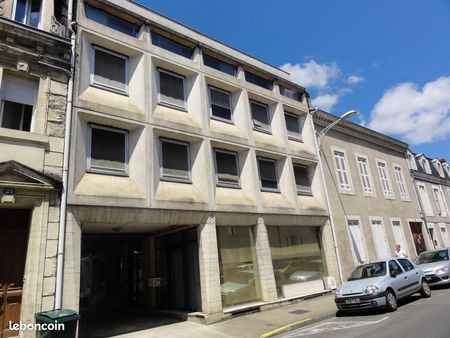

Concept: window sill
[[86, 168, 128, 177], [253, 127, 272, 135], [297, 191, 313, 196], [261, 188, 280, 193], [0, 128, 49, 146], [158, 101, 187, 112], [217, 182, 241, 189], [90, 83, 129, 96], [210, 115, 234, 125], [288, 135, 303, 143], [160, 176, 192, 184]]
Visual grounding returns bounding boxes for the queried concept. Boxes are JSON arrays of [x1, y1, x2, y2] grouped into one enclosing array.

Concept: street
[[280, 286, 450, 338]]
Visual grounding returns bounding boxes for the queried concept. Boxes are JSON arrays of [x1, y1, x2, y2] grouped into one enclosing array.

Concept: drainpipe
[[306, 102, 344, 284], [55, 0, 75, 310]]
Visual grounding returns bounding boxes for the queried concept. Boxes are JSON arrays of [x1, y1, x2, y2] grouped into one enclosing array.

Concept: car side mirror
[[390, 270, 397, 278]]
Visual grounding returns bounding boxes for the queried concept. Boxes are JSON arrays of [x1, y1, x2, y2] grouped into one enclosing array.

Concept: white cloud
[[369, 77, 450, 145], [280, 60, 339, 89], [345, 75, 365, 85], [312, 94, 339, 111]]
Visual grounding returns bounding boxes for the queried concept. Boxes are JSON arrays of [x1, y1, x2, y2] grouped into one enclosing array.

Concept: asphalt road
[[280, 285, 450, 338]]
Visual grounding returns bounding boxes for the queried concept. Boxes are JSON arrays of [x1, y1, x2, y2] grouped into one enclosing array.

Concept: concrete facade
[[62, 0, 336, 332], [0, 1, 71, 336], [314, 110, 425, 279]]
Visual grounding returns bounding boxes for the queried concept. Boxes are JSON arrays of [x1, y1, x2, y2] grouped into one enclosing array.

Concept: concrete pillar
[[197, 216, 223, 314], [254, 218, 277, 301]]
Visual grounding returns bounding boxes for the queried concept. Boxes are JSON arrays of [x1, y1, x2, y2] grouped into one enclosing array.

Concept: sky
[[138, 0, 450, 159]]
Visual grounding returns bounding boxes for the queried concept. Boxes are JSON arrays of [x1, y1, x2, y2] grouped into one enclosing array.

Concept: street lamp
[[309, 107, 357, 284]]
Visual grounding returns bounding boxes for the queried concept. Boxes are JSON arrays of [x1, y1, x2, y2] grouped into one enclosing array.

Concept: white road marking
[[283, 317, 389, 337]]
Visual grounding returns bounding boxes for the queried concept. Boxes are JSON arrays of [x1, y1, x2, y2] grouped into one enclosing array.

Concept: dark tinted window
[[280, 85, 302, 101], [215, 150, 239, 187], [397, 259, 415, 271], [203, 54, 236, 76], [250, 101, 270, 132], [158, 70, 185, 108], [258, 158, 278, 191], [152, 32, 193, 59], [93, 47, 127, 92], [1, 101, 32, 131], [209, 86, 232, 121], [85, 4, 139, 37], [89, 125, 127, 173], [161, 139, 190, 181], [389, 260, 404, 275], [294, 165, 311, 195], [245, 71, 272, 90], [285, 112, 302, 140]]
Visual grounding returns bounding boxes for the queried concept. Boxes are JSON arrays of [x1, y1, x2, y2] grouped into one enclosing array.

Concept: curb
[[260, 311, 336, 338]]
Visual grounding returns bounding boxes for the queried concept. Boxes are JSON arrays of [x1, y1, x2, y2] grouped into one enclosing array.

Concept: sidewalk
[[113, 293, 337, 338]]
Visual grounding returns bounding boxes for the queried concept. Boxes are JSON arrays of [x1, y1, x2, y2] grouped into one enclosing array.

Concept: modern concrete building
[[0, 0, 71, 337], [313, 110, 425, 278], [408, 152, 450, 250], [61, 0, 338, 335]]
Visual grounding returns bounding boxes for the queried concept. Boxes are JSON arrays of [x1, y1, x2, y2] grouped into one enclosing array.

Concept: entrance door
[[391, 220, 407, 251], [370, 219, 390, 259], [409, 222, 427, 254], [0, 209, 30, 338], [348, 220, 366, 264]]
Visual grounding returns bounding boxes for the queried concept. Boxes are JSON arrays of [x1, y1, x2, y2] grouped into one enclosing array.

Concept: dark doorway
[[0, 209, 30, 338], [155, 227, 201, 311], [409, 222, 427, 254]]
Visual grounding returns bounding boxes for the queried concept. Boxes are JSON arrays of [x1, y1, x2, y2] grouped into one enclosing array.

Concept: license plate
[[345, 298, 360, 304]]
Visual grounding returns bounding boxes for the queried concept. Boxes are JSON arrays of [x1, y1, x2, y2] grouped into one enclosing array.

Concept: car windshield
[[416, 250, 449, 264], [347, 262, 386, 281]]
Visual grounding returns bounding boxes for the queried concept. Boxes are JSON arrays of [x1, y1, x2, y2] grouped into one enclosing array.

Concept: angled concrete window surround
[[159, 138, 191, 183], [85, 4, 140, 37], [293, 164, 311, 195], [14, 0, 41, 28], [284, 111, 303, 142], [157, 68, 187, 110], [257, 157, 279, 192], [87, 124, 129, 176], [90, 45, 129, 94], [151, 32, 194, 59], [250, 100, 271, 133], [203, 53, 237, 76], [209, 86, 232, 122], [214, 149, 240, 188], [0, 74, 37, 132]]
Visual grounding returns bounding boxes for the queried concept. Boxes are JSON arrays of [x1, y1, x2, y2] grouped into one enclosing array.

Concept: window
[[14, 0, 41, 28], [388, 260, 404, 276], [209, 86, 232, 122], [417, 183, 434, 216], [293, 164, 311, 195], [279, 85, 302, 101], [0, 74, 37, 132], [394, 165, 409, 199], [85, 4, 139, 37], [420, 157, 432, 174], [432, 187, 447, 217], [407, 152, 418, 170], [203, 54, 236, 76], [91, 46, 128, 94], [284, 112, 302, 141], [356, 156, 373, 193], [257, 157, 278, 192], [151, 32, 193, 59], [250, 100, 270, 132], [214, 149, 239, 188], [87, 124, 128, 175], [160, 138, 190, 182], [377, 161, 393, 197], [397, 258, 415, 272], [348, 219, 366, 264], [157, 69, 186, 109], [244, 71, 272, 90], [333, 150, 351, 191]]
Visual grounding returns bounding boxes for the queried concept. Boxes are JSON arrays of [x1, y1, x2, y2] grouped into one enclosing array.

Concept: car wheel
[[420, 279, 431, 298], [385, 290, 397, 311]]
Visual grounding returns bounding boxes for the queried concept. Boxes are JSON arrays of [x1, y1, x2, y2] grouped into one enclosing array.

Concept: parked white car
[[415, 248, 450, 286]]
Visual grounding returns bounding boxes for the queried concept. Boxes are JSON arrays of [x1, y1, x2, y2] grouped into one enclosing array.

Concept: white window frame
[[257, 157, 279, 192], [393, 164, 410, 200], [157, 68, 187, 110], [346, 216, 367, 265], [90, 45, 129, 95], [293, 163, 312, 195], [12, 0, 42, 28], [417, 182, 434, 217], [376, 159, 394, 199], [208, 85, 233, 123], [213, 148, 240, 188], [284, 111, 303, 142], [331, 146, 353, 194], [355, 153, 375, 195], [159, 137, 192, 183], [86, 123, 129, 176], [250, 99, 271, 134]]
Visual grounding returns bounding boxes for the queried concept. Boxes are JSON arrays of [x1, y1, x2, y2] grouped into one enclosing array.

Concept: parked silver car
[[415, 248, 450, 286], [335, 258, 430, 313]]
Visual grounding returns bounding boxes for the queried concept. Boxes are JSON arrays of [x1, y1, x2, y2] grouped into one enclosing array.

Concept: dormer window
[[14, 0, 41, 28]]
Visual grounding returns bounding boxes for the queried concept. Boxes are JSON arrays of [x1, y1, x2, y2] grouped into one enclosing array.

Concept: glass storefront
[[217, 226, 261, 307], [267, 226, 327, 298]]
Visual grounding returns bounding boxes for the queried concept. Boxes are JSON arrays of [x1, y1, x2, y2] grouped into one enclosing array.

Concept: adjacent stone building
[[0, 0, 71, 336], [61, 0, 338, 335], [314, 110, 425, 278]]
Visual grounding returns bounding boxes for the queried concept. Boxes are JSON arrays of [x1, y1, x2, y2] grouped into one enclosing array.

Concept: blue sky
[[139, 0, 450, 159]]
